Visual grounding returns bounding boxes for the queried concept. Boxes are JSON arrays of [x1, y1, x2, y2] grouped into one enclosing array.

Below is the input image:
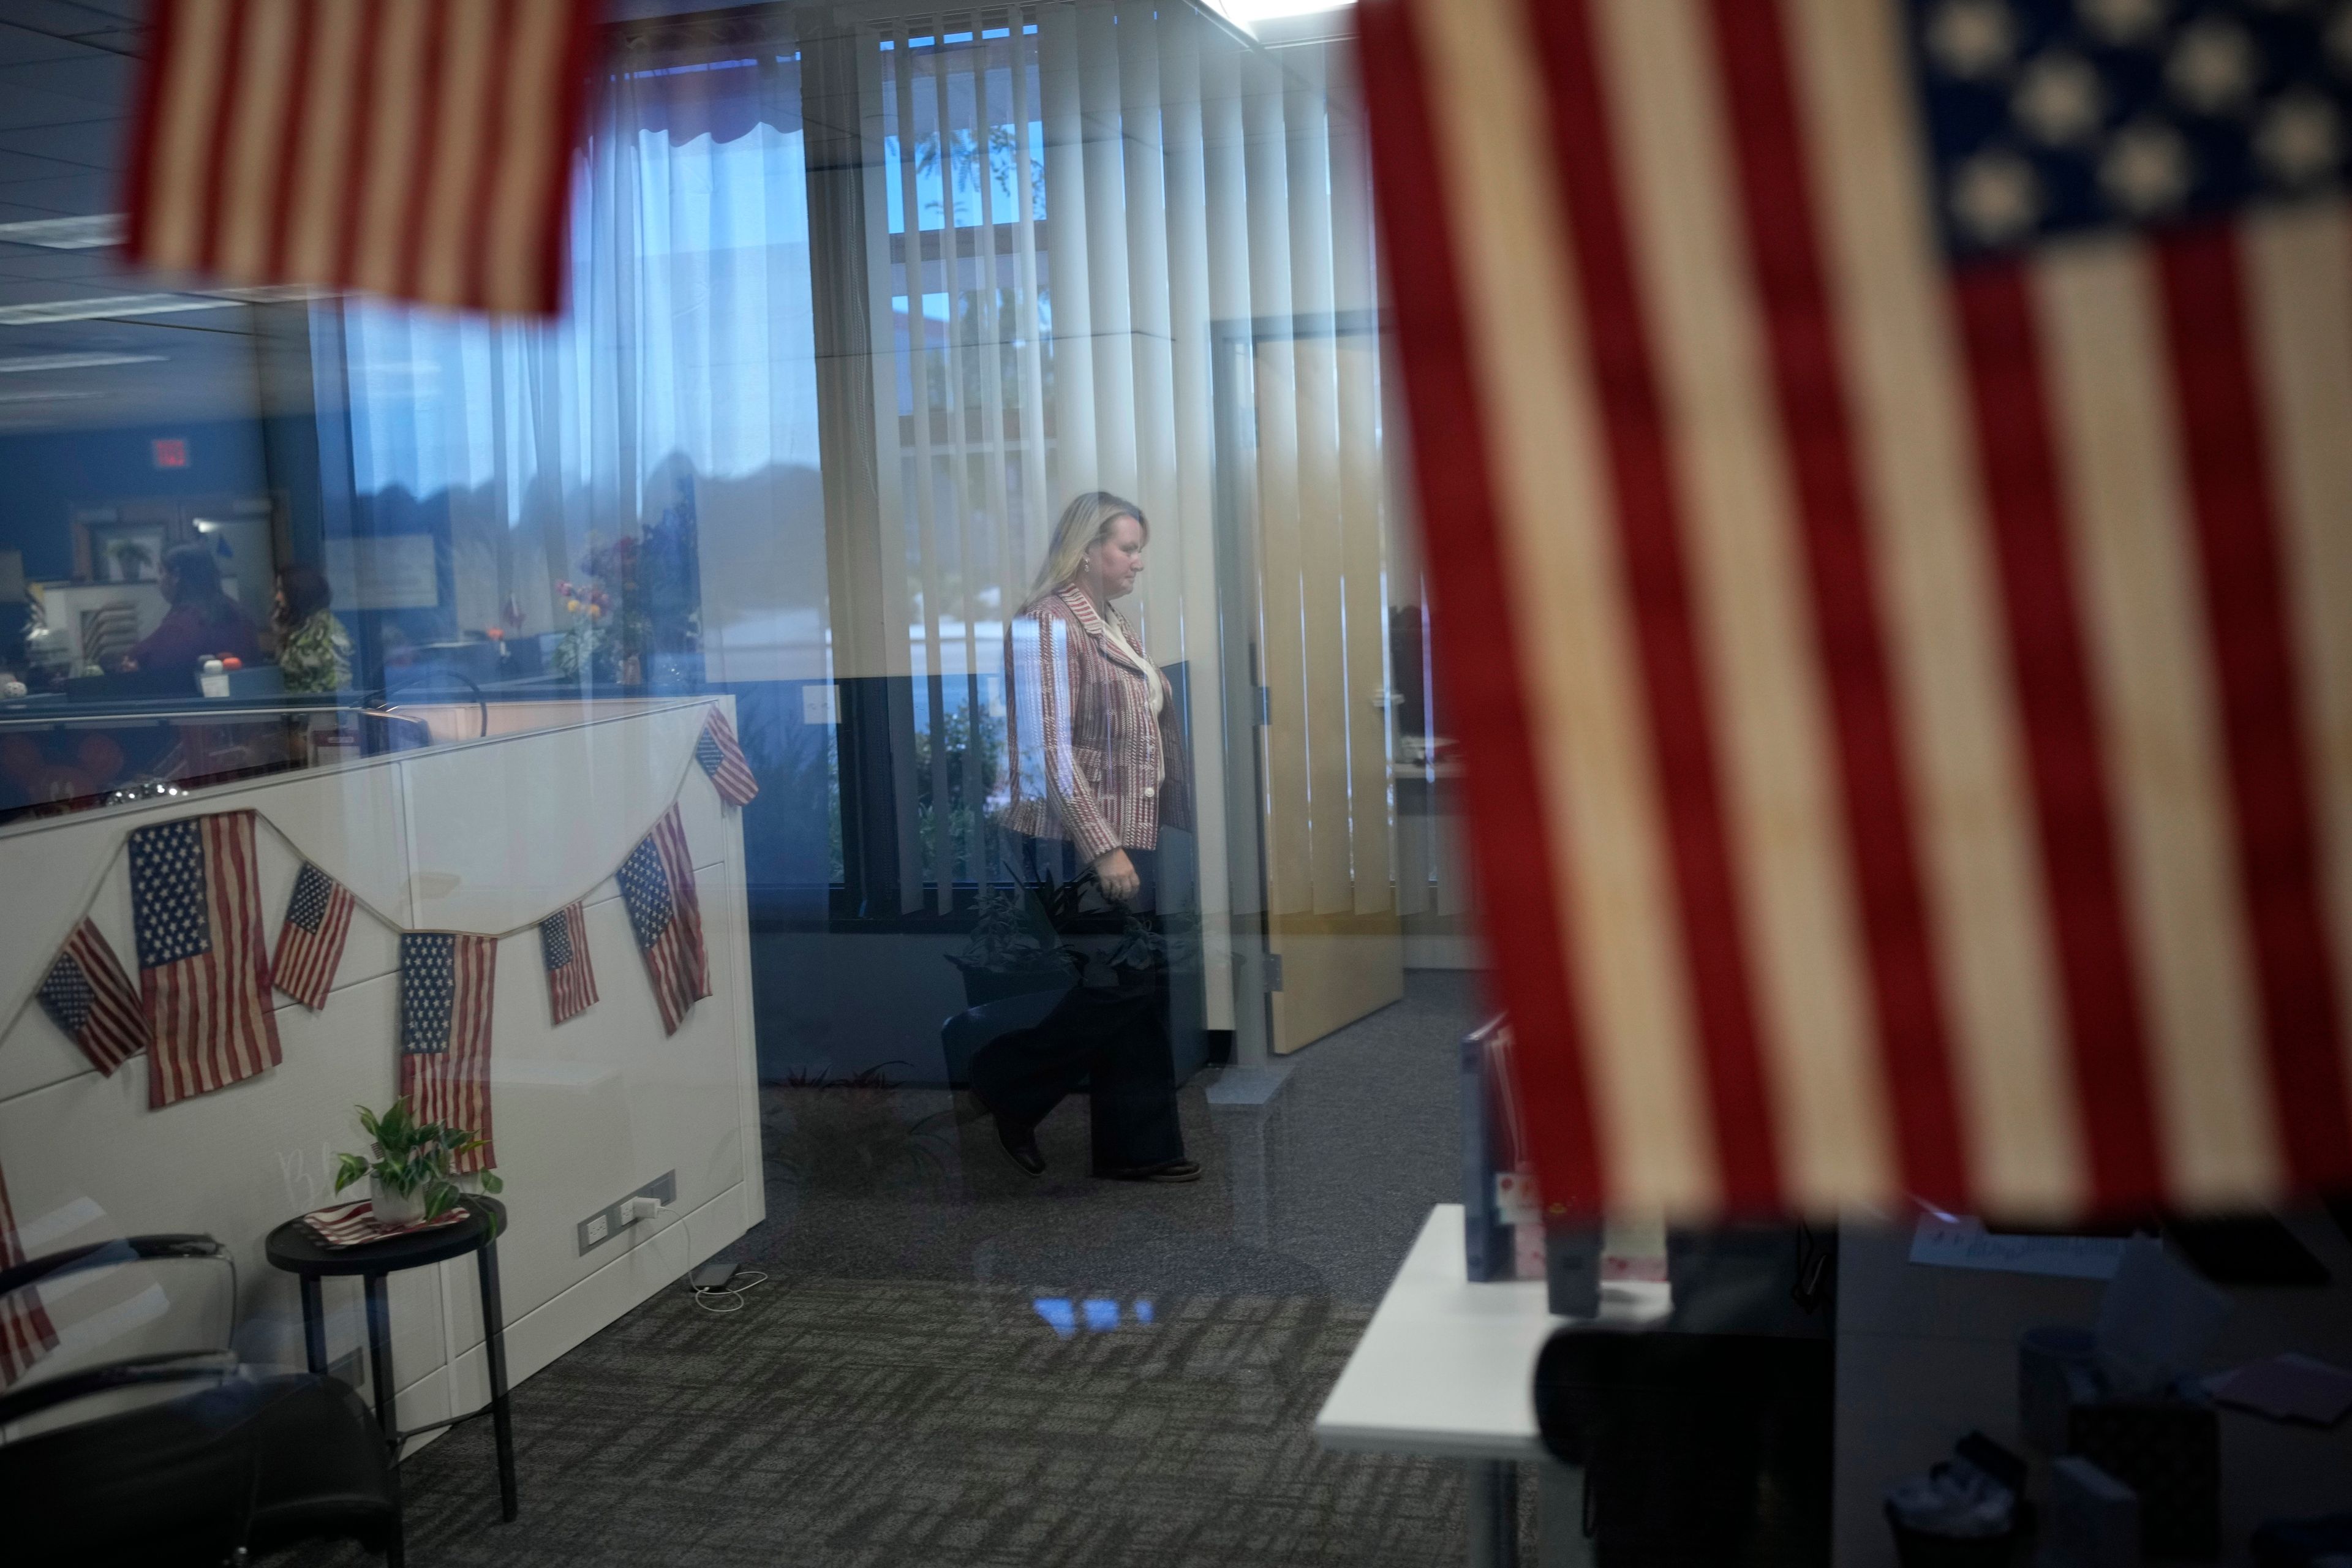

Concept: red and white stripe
[[272, 869, 356, 1012], [544, 900, 598, 1026], [125, 0, 597, 315], [1357, 0, 2352, 1219], [401, 932, 498, 1175], [0, 1158, 58, 1390], [701, 710, 760, 809], [640, 804, 710, 1037], [146, 811, 283, 1110], [56, 918, 149, 1076]]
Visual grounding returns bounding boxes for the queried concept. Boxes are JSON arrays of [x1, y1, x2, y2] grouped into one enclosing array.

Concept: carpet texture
[[273, 1278, 1472, 1567], [270, 971, 1494, 1566]]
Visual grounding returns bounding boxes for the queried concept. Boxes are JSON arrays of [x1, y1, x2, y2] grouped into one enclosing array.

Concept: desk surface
[[1314, 1204, 1561, 1460]]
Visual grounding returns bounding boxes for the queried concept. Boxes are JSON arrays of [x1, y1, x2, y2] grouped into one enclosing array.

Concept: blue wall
[[0, 418, 271, 581]]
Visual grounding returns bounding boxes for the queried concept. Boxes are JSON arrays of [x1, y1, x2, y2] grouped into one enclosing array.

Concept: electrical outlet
[[575, 1170, 677, 1256]]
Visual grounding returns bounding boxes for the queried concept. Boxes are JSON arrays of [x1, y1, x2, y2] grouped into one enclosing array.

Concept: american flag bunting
[[130, 810, 281, 1109], [36, 918, 149, 1076], [618, 804, 709, 1036], [540, 901, 598, 1025], [696, 709, 759, 809], [124, 0, 598, 315], [1357, 0, 2352, 1219], [0, 1158, 58, 1390], [273, 861, 356, 1012], [399, 932, 498, 1175]]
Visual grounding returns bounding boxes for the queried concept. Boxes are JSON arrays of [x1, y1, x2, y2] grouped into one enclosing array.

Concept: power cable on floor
[[685, 1268, 769, 1316]]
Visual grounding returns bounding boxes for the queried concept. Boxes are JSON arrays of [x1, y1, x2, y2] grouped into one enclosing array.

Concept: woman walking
[[976, 492, 1199, 1183]]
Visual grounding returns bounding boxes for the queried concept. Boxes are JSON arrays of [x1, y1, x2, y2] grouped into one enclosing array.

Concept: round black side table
[[265, 1196, 517, 1528]]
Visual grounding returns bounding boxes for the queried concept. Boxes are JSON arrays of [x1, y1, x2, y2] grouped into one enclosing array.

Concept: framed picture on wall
[[77, 518, 172, 584]]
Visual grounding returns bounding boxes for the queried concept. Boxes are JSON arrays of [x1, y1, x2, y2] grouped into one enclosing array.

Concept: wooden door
[[1223, 323, 1404, 1055]]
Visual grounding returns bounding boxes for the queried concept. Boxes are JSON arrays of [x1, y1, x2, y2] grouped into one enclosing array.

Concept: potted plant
[[333, 1098, 502, 1226], [949, 876, 1085, 1007]]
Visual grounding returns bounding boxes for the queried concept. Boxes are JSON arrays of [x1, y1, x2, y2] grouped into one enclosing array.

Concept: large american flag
[[1357, 0, 2352, 1219], [124, 0, 597, 315], [540, 901, 599, 1026], [36, 918, 150, 1076], [399, 932, 498, 1175], [619, 804, 709, 1036], [130, 811, 282, 1110], [273, 861, 356, 1012], [696, 709, 760, 810], [0, 1158, 57, 1390]]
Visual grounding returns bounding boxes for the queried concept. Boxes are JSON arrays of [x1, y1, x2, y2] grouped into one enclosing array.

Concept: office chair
[[0, 1235, 402, 1567]]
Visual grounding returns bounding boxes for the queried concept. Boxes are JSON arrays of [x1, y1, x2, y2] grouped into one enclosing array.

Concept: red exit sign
[[151, 437, 189, 469]]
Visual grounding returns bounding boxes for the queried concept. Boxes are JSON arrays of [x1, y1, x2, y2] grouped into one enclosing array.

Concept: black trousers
[[967, 837, 1186, 1170]]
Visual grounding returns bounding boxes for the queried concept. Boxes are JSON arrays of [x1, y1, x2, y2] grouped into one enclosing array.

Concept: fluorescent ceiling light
[[0, 214, 126, 250], [0, 388, 107, 404], [1204, 0, 1353, 19], [0, 284, 326, 327], [0, 352, 167, 374]]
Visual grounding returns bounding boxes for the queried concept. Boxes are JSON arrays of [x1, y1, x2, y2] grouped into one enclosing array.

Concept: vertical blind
[[860, 1, 1398, 919]]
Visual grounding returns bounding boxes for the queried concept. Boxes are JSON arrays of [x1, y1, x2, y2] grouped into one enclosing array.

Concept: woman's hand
[[1093, 848, 1140, 903]]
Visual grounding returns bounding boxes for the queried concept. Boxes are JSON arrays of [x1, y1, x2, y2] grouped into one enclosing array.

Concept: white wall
[[0, 698, 762, 1434]]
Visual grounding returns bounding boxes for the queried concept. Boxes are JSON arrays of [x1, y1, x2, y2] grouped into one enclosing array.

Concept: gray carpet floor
[[274, 971, 1496, 1567]]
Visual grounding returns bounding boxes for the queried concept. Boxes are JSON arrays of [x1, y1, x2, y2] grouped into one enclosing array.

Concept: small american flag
[[36, 918, 149, 1076], [273, 862, 356, 1012], [619, 804, 709, 1036], [124, 0, 598, 315], [1358, 0, 2352, 1218], [540, 901, 598, 1025], [130, 811, 281, 1110], [297, 1198, 469, 1250], [696, 709, 759, 809], [399, 932, 497, 1175], [0, 1158, 57, 1390]]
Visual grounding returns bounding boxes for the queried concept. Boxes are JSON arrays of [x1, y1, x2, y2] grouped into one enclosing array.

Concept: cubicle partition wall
[[0, 698, 761, 1441]]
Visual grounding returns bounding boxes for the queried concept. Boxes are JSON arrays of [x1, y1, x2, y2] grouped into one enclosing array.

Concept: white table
[[1317, 1204, 1648, 1568]]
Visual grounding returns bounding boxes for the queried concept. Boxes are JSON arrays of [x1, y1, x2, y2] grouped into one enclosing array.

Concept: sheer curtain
[[333, 13, 824, 684]]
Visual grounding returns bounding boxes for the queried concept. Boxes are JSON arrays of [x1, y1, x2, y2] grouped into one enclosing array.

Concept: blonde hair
[[1031, 491, 1148, 600]]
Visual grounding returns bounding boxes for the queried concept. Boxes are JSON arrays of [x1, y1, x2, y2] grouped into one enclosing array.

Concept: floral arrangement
[[547, 477, 701, 687]]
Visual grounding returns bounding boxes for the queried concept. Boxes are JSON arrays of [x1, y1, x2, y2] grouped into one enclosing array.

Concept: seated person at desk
[[273, 564, 350, 693], [120, 543, 262, 682]]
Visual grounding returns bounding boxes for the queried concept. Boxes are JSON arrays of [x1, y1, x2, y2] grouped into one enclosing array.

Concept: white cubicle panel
[[0, 697, 761, 1438]]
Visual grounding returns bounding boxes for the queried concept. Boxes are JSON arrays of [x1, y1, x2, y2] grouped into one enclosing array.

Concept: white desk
[[1316, 1204, 1558, 1460], [1317, 1205, 1626, 1568]]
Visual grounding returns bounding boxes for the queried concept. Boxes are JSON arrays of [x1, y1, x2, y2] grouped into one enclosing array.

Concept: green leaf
[[480, 1172, 504, 1194], [333, 1153, 369, 1193]]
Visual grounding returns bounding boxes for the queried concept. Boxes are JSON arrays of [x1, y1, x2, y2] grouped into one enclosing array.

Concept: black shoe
[[995, 1115, 1046, 1176], [1094, 1159, 1200, 1184]]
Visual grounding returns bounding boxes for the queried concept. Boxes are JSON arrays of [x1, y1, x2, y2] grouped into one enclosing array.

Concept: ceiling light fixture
[[0, 214, 126, 250], [0, 352, 168, 374], [0, 284, 328, 328]]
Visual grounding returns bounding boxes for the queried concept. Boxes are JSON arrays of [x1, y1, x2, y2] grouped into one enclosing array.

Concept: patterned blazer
[[1001, 583, 1193, 862]]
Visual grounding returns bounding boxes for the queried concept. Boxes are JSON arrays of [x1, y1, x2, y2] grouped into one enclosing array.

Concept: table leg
[[298, 1274, 328, 1376], [1466, 1459, 1521, 1568], [363, 1271, 398, 1452], [477, 1235, 518, 1521], [1536, 1458, 1593, 1568]]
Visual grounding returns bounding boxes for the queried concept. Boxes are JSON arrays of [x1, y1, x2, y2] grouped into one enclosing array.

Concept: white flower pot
[[369, 1175, 428, 1227]]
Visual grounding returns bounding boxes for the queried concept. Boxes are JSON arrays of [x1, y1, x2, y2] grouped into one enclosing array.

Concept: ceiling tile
[[0, 170, 116, 213], [0, 52, 134, 108], [0, 118, 125, 168]]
